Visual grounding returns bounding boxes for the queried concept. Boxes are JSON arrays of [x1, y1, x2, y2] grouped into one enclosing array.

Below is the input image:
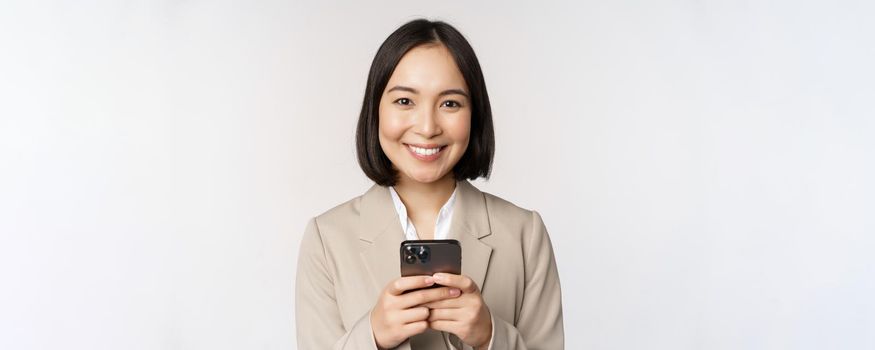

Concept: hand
[[371, 275, 462, 349], [422, 273, 493, 349]]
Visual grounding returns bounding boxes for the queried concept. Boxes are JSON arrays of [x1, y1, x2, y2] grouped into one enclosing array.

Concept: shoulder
[[307, 193, 364, 237], [304, 184, 390, 243], [482, 190, 531, 221], [314, 195, 363, 224], [298, 194, 367, 263], [477, 187, 547, 236]]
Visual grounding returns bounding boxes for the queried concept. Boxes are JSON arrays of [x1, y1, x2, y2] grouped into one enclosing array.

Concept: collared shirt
[[388, 184, 458, 241]]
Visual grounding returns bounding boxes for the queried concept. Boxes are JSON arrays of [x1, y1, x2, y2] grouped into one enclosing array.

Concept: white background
[[1, 1, 873, 349]]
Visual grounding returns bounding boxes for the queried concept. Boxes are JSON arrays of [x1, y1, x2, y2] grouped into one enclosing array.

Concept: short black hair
[[356, 19, 495, 186]]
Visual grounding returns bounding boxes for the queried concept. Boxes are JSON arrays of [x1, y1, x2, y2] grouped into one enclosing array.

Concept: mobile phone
[[400, 240, 462, 288]]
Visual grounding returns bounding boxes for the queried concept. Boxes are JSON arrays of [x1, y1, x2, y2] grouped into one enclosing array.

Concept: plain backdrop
[[1, 1, 873, 349]]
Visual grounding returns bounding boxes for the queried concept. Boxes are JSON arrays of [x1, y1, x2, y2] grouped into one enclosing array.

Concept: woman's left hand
[[421, 273, 493, 350]]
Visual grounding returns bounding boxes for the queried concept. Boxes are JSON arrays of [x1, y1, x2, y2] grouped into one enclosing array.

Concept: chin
[[408, 176, 442, 184], [404, 170, 449, 185]]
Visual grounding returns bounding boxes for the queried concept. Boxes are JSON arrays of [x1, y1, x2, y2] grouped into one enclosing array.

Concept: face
[[379, 44, 471, 186]]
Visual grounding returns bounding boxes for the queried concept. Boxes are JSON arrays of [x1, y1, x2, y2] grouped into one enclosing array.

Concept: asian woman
[[296, 19, 564, 350]]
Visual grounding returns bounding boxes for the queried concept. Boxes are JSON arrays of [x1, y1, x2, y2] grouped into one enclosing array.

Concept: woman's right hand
[[370, 275, 462, 349]]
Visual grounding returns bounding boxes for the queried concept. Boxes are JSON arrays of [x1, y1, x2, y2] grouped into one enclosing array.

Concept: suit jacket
[[296, 181, 564, 349]]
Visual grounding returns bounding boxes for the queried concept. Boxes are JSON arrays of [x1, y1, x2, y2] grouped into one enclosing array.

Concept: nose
[[414, 107, 442, 138]]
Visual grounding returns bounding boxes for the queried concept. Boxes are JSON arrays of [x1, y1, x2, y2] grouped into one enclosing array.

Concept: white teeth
[[409, 145, 441, 156]]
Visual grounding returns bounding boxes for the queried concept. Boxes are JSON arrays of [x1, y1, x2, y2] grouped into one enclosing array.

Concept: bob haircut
[[356, 19, 495, 186]]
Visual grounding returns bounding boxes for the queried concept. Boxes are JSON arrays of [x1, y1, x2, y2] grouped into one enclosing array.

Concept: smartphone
[[400, 240, 462, 288]]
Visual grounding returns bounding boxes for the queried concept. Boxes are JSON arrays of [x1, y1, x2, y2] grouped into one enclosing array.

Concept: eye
[[441, 100, 462, 108], [394, 98, 413, 106]]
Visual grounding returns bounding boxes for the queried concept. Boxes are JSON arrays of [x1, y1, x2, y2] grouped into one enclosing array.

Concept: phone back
[[400, 239, 461, 277]]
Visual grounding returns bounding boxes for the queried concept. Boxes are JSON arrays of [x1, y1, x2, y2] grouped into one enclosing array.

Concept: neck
[[393, 175, 457, 218]]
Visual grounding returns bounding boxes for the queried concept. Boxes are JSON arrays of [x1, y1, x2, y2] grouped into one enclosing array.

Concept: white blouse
[[388, 184, 458, 241]]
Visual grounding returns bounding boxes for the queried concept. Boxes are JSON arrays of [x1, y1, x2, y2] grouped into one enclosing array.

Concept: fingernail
[[425, 277, 434, 285], [433, 274, 444, 282], [449, 288, 461, 296]]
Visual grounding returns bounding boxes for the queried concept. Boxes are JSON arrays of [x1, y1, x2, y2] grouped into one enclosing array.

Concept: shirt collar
[[388, 183, 458, 240]]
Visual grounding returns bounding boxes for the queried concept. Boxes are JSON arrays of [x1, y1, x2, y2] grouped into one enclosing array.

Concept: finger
[[401, 320, 429, 338], [432, 273, 478, 293], [428, 319, 461, 335], [392, 307, 430, 324], [387, 276, 435, 296], [397, 286, 461, 309], [420, 297, 463, 309], [427, 308, 461, 322]]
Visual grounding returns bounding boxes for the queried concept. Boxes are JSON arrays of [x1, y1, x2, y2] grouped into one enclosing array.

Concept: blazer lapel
[[358, 184, 406, 295], [449, 181, 494, 293]]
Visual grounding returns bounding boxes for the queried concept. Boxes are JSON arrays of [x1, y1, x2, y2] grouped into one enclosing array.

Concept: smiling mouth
[[404, 143, 446, 160]]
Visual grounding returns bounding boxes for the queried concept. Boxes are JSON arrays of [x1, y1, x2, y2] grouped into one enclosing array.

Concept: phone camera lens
[[417, 246, 429, 262], [404, 252, 416, 264]]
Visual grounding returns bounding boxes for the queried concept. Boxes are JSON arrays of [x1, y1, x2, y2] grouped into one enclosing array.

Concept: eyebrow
[[386, 85, 469, 99]]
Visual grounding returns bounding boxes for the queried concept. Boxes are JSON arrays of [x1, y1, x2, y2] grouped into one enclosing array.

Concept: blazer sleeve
[[487, 211, 564, 350], [296, 218, 379, 350]]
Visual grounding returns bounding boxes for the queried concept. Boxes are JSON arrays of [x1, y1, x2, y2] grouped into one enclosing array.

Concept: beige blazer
[[296, 181, 564, 349]]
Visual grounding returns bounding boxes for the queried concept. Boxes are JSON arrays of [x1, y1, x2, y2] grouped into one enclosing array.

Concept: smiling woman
[[296, 19, 564, 350]]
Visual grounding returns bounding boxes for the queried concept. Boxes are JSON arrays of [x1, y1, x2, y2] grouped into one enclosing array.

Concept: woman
[[296, 19, 564, 349]]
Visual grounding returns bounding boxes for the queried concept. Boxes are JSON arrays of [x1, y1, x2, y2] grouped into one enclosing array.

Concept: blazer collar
[[358, 180, 495, 293]]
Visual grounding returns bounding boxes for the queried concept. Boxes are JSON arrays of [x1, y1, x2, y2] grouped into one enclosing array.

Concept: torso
[[305, 181, 547, 348]]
